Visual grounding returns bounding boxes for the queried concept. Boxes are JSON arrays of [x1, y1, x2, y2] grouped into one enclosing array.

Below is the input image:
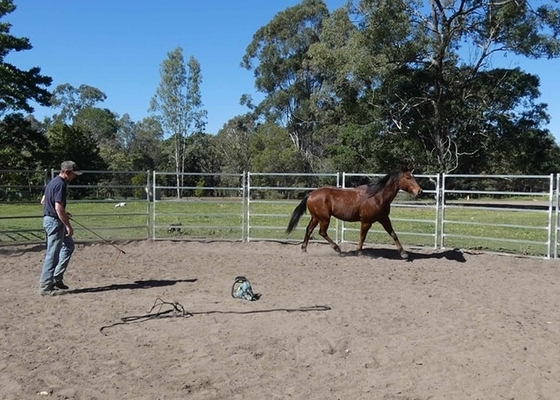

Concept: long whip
[[70, 216, 126, 254]]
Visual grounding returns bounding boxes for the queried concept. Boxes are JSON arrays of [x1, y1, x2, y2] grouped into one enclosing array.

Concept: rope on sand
[[100, 298, 192, 334], [99, 298, 331, 334]]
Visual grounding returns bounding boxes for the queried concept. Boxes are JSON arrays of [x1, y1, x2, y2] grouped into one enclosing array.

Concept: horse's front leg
[[357, 222, 372, 255], [378, 216, 408, 259]]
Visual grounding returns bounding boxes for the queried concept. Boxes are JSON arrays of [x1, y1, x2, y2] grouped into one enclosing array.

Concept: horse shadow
[[65, 278, 198, 295], [342, 247, 467, 263]]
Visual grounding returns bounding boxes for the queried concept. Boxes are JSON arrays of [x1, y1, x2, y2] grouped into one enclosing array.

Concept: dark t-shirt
[[43, 176, 67, 217]]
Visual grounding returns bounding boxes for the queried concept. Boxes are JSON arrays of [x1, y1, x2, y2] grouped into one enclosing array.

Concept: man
[[38, 161, 82, 296]]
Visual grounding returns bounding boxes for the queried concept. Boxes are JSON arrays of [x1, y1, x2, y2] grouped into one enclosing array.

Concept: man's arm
[[55, 201, 74, 237]]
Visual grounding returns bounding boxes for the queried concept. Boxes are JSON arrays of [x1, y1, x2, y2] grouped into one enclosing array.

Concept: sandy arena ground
[[1, 239, 560, 400]]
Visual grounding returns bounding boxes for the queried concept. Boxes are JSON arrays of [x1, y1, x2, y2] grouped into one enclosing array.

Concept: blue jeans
[[39, 216, 75, 288]]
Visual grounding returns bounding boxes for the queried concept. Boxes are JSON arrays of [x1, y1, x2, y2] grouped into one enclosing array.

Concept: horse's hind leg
[[301, 218, 319, 252], [318, 219, 341, 253], [379, 216, 408, 259]]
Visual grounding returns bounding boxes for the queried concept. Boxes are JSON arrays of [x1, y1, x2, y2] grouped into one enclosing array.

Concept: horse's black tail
[[286, 194, 309, 234]]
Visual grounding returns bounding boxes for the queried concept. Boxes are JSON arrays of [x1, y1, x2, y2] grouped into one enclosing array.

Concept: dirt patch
[[1, 240, 559, 399]]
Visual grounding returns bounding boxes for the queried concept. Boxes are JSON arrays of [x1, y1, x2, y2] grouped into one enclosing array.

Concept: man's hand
[[65, 225, 74, 237]]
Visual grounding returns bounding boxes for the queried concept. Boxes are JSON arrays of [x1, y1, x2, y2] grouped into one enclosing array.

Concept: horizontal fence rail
[[247, 172, 340, 243], [441, 174, 554, 259], [2, 169, 560, 259], [341, 173, 440, 250], [0, 169, 151, 245], [152, 171, 245, 241]]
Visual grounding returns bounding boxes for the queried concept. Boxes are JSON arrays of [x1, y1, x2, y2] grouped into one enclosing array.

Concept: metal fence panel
[[0, 169, 151, 246], [441, 174, 554, 259], [152, 171, 245, 241], [0, 169, 49, 244], [3, 169, 560, 259], [340, 173, 440, 249], [246, 172, 340, 243]]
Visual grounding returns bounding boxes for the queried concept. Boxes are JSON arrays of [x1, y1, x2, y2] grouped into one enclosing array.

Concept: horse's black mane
[[364, 170, 401, 197]]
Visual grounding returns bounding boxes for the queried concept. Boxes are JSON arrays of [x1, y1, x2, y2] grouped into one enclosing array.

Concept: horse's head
[[398, 168, 422, 196]]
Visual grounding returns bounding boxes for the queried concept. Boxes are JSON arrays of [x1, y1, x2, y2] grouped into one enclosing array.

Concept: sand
[[1, 240, 560, 400]]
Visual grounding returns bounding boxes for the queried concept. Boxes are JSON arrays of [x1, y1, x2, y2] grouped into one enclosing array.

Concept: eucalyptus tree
[[249, 122, 308, 173], [271, 0, 559, 174], [50, 83, 107, 123], [46, 122, 107, 173], [130, 116, 164, 171], [307, 2, 422, 172], [242, 0, 331, 172], [214, 114, 256, 174], [150, 47, 207, 198], [347, 0, 560, 173]]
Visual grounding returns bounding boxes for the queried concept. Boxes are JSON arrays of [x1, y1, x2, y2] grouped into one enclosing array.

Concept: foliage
[[242, 0, 560, 175], [242, 0, 331, 171], [0, 0, 52, 116], [2, 0, 560, 177], [365, 0, 560, 172], [45, 122, 107, 172], [126, 116, 164, 171], [249, 122, 307, 173], [150, 47, 207, 197], [50, 83, 107, 123], [0, 113, 49, 169], [0, 0, 52, 171], [214, 114, 255, 174]]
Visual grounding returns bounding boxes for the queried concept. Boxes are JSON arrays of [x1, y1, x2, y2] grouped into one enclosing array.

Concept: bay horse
[[286, 167, 422, 258]]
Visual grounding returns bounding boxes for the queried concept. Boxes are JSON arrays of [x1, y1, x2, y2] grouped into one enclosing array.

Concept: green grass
[[0, 201, 150, 243], [0, 198, 556, 257]]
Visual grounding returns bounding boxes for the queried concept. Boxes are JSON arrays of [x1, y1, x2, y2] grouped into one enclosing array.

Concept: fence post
[[242, 171, 247, 242], [145, 170, 151, 240], [439, 173, 446, 250]]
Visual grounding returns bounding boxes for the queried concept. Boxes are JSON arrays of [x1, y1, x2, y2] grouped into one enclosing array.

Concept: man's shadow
[[66, 279, 197, 294], [342, 248, 467, 262], [0, 244, 45, 256]]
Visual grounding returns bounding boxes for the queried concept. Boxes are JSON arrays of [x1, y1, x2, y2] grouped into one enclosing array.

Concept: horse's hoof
[[400, 251, 409, 259], [301, 247, 307, 253]]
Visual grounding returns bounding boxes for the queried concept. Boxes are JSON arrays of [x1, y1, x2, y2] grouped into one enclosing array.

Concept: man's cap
[[60, 160, 83, 175]]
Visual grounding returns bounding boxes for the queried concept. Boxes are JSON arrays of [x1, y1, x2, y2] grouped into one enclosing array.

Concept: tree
[[46, 122, 107, 173], [242, 0, 331, 172], [133, 117, 164, 170], [292, 0, 560, 173], [183, 132, 219, 173], [0, 0, 52, 170], [366, 0, 560, 172], [0, 0, 52, 116], [0, 113, 49, 169], [150, 47, 207, 198], [50, 83, 107, 123], [249, 122, 307, 173], [214, 114, 256, 174]]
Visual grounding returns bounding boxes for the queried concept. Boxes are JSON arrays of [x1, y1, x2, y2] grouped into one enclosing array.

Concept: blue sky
[[6, 0, 560, 141]]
